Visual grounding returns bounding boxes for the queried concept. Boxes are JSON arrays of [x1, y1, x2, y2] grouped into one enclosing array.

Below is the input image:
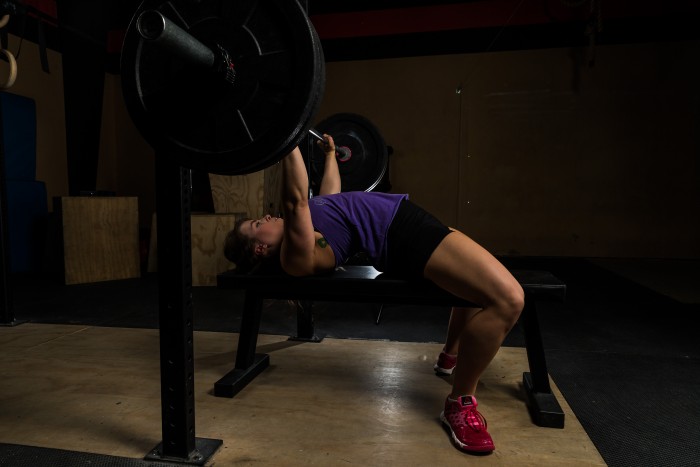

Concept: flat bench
[[216, 266, 566, 428]]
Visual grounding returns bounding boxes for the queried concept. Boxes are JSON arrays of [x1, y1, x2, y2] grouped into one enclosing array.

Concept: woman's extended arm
[[318, 134, 341, 195], [279, 147, 318, 276]]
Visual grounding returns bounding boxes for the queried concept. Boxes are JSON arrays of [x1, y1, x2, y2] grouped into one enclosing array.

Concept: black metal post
[[145, 157, 221, 465], [291, 300, 323, 342], [235, 293, 265, 369], [213, 291, 269, 398], [0, 102, 22, 327], [521, 293, 565, 428], [0, 110, 15, 326], [521, 295, 552, 393]]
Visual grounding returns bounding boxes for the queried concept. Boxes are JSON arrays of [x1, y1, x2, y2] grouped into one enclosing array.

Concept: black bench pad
[[216, 266, 566, 428], [218, 266, 565, 305]]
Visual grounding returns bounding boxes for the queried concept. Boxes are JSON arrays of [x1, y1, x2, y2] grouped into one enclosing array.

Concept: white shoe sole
[[434, 364, 454, 375], [440, 411, 495, 453]]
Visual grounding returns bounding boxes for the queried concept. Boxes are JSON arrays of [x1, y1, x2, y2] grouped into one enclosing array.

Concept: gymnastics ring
[[0, 14, 9, 29], [0, 48, 18, 89]]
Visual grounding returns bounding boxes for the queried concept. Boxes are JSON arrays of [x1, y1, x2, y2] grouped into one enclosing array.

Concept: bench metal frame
[[216, 266, 567, 428]]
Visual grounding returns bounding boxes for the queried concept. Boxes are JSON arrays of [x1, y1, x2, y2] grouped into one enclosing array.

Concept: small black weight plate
[[306, 113, 388, 193]]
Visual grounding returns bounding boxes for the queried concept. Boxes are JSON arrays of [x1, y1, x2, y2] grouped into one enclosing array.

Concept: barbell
[[120, 0, 325, 175]]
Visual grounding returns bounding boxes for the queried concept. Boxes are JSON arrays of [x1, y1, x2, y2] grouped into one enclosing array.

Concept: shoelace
[[461, 406, 488, 432]]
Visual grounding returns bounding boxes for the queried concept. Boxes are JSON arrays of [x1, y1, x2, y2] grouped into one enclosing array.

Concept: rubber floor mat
[[547, 350, 700, 467], [0, 443, 177, 467]]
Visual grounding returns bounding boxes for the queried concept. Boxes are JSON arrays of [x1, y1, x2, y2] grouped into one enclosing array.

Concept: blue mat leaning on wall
[[0, 91, 48, 273]]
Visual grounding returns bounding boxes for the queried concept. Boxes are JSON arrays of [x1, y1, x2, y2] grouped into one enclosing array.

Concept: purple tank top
[[308, 192, 408, 270]]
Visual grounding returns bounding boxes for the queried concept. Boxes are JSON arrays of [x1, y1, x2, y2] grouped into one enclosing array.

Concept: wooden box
[[55, 196, 140, 285]]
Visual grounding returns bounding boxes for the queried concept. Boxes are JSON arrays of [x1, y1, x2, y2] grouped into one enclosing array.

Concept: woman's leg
[[434, 307, 480, 375], [443, 306, 480, 355], [424, 230, 524, 397], [425, 230, 523, 452]]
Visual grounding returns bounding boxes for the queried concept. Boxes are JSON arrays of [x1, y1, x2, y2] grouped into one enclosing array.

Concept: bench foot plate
[[523, 372, 565, 428], [145, 437, 223, 465], [214, 353, 269, 398]]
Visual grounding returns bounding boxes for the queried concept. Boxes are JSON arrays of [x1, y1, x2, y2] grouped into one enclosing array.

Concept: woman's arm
[[279, 147, 318, 276], [318, 134, 341, 195]]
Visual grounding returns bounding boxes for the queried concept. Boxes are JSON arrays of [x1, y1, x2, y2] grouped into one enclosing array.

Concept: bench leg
[[214, 292, 269, 398], [290, 300, 323, 342], [521, 293, 565, 428]]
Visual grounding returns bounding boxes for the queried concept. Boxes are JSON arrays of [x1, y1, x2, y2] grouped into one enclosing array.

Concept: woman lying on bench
[[224, 135, 524, 454]]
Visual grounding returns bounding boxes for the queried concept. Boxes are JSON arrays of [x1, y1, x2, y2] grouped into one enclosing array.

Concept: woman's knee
[[506, 282, 525, 322], [493, 281, 524, 325]]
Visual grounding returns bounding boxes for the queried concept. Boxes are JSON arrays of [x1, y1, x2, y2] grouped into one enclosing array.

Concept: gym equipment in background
[[305, 113, 390, 194]]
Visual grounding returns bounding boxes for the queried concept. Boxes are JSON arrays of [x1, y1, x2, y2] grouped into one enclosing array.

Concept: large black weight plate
[[307, 113, 389, 193], [121, 0, 324, 175], [238, 25, 325, 175]]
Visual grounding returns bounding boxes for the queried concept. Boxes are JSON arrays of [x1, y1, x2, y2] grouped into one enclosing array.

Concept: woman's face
[[242, 214, 284, 257]]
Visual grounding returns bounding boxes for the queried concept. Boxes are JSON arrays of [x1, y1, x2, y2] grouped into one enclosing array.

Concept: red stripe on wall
[[23, 0, 57, 21], [310, 0, 700, 40]]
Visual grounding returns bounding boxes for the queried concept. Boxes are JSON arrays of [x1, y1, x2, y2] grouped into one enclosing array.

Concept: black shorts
[[385, 199, 452, 279]]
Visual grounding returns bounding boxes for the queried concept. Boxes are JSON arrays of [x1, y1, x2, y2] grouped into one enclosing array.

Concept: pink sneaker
[[440, 395, 495, 453], [434, 351, 457, 375]]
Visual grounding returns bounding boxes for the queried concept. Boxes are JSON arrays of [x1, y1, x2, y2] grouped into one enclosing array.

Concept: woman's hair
[[224, 217, 257, 273], [224, 217, 283, 275]]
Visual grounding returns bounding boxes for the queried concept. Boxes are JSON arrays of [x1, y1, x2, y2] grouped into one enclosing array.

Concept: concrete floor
[[0, 323, 605, 466]]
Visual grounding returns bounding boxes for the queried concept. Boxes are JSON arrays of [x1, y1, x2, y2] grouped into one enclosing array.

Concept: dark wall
[[314, 40, 700, 258], [5, 1, 700, 258]]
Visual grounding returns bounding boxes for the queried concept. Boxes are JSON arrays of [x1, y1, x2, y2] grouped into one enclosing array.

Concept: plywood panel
[[147, 213, 238, 285], [58, 197, 140, 285], [191, 214, 238, 286], [208, 172, 264, 218], [263, 163, 283, 217], [0, 323, 606, 466]]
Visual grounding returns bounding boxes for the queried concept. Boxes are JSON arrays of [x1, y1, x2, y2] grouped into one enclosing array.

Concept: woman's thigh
[[424, 230, 522, 308]]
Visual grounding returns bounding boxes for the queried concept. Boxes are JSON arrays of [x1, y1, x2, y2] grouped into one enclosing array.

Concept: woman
[[224, 135, 524, 454]]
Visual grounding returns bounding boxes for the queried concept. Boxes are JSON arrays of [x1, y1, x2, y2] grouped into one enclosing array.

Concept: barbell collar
[[137, 10, 216, 69]]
